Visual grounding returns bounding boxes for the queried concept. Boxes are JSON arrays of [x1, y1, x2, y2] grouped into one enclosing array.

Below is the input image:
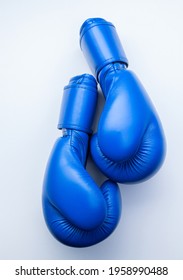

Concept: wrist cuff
[[58, 74, 97, 134], [80, 18, 128, 79]]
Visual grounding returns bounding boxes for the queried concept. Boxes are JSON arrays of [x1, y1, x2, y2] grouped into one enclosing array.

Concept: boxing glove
[[42, 74, 121, 247], [80, 18, 166, 183]]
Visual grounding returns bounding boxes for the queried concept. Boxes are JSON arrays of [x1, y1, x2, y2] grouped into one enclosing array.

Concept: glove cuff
[[80, 18, 128, 80], [58, 74, 97, 134]]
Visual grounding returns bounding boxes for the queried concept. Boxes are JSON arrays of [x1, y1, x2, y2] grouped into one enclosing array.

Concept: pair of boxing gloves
[[42, 18, 166, 247]]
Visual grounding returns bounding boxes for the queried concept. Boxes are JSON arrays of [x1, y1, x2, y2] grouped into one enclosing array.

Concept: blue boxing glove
[[80, 18, 166, 183], [42, 74, 121, 247]]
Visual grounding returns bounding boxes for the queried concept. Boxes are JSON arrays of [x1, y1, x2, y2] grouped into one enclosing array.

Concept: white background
[[0, 0, 183, 260]]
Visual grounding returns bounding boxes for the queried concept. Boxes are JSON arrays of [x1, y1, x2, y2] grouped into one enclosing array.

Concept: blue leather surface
[[80, 18, 166, 183], [42, 74, 122, 247]]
